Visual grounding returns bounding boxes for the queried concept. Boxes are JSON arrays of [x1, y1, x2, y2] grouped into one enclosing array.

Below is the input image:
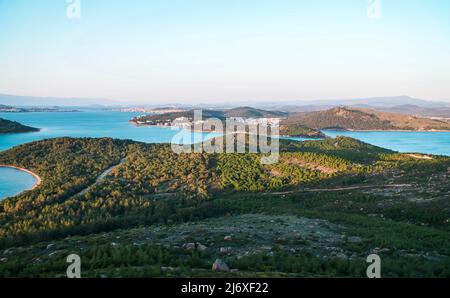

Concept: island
[[0, 118, 40, 134], [130, 106, 326, 138]]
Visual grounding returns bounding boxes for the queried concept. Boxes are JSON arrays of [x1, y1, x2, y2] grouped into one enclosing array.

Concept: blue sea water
[[0, 110, 218, 152], [1, 110, 450, 199], [323, 130, 450, 156], [0, 167, 37, 200], [0, 110, 221, 199]]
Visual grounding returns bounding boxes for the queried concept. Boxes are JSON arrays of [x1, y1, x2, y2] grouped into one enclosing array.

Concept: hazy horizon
[[1, 0, 450, 103], [1, 92, 450, 107]]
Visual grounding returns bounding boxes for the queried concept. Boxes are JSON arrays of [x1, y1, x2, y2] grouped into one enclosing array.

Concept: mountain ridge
[[2, 93, 449, 108]]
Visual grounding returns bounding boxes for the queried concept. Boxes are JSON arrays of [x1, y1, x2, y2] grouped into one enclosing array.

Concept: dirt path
[[262, 184, 412, 196], [407, 154, 433, 160], [75, 158, 126, 196]]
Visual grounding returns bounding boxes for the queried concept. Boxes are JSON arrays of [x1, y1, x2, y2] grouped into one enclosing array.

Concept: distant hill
[[256, 96, 450, 112], [371, 105, 450, 118], [0, 93, 120, 107], [131, 107, 287, 123], [284, 107, 450, 131], [0, 118, 40, 134], [0, 104, 81, 113], [131, 109, 225, 124], [338, 95, 449, 108], [279, 124, 326, 138], [223, 107, 287, 118]]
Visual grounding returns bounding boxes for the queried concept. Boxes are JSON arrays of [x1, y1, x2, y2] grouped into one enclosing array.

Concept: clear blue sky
[[0, 0, 449, 104]]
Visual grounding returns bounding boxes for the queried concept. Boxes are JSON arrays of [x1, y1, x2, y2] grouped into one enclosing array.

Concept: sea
[[1, 110, 450, 199]]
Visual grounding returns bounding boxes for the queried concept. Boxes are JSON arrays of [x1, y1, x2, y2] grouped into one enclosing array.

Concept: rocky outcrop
[[212, 259, 230, 272], [183, 242, 207, 252]]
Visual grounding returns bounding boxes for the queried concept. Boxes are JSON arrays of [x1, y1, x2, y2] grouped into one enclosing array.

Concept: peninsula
[[0, 118, 40, 134], [284, 107, 450, 131]]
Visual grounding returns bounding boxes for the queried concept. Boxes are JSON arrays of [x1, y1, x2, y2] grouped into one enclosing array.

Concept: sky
[[0, 0, 449, 104]]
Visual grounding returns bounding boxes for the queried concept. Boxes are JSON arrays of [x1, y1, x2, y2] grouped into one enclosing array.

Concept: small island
[[0, 118, 40, 134], [130, 106, 326, 139]]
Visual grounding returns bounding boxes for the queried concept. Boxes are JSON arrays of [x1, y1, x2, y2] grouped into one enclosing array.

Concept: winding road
[[75, 158, 126, 197]]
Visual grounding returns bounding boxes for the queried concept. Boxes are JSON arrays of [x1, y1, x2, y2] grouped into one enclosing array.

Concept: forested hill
[[223, 107, 287, 118], [279, 123, 326, 138], [1, 137, 450, 277], [0, 118, 40, 134], [284, 107, 450, 131], [0, 136, 391, 246]]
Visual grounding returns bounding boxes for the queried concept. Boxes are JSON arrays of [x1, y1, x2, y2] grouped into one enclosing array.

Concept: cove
[[0, 166, 39, 200]]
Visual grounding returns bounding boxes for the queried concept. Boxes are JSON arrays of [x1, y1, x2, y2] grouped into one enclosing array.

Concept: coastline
[[0, 128, 42, 135], [130, 122, 325, 138], [130, 121, 450, 133], [325, 129, 450, 132], [0, 165, 42, 190]]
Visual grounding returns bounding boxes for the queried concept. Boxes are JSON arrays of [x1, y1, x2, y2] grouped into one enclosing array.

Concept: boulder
[[220, 247, 232, 255], [182, 242, 207, 251], [184, 243, 196, 250], [212, 259, 230, 272], [336, 253, 348, 260], [293, 233, 303, 240], [378, 248, 391, 254], [196, 242, 207, 252], [348, 236, 362, 243], [48, 251, 58, 257]]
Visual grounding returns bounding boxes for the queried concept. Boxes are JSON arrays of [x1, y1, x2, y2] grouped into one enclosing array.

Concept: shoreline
[[130, 121, 450, 133], [324, 129, 450, 133], [130, 122, 325, 138], [0, 128, 42, 135], [0, 165, 42, 190]]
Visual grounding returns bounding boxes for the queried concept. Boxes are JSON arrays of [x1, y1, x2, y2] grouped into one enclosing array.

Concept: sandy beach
[[0, 165, 42, 189]]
